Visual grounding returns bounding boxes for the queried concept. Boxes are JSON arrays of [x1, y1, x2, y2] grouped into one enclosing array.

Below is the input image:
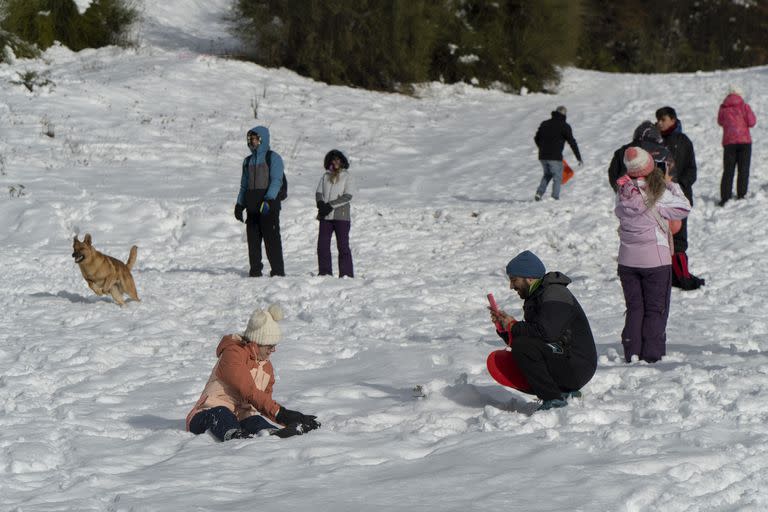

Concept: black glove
[[318, 202, 333, 218], [316, 200, 324, 208], [275, 407, 303, 426], [276, 407, 321, 432], [300, 414, 321, 432], [234, 203, 245, 222]]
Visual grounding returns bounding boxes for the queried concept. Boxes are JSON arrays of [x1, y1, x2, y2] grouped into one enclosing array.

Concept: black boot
[[671, 252, 704, 290], [224, 429, 253, 441]]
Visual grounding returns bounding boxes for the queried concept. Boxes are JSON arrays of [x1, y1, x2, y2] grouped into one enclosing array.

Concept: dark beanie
[[505, 250, 546, 278]]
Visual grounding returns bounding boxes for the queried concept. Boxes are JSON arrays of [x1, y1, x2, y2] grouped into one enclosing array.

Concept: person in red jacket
[[186, 305, 320, 441], [717, 85, 757, 206]]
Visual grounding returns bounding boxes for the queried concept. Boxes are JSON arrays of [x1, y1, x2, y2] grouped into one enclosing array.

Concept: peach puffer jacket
[[186, 334, 282, 431]]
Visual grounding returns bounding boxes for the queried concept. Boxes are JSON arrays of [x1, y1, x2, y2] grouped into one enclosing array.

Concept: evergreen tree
[[231, 0, 581, 93], [0, 0, 136, 53], [578, 0, 768, 73]]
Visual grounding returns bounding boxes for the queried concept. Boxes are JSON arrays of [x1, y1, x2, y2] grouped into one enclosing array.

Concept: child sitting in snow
[[186, 304, 320, 440]]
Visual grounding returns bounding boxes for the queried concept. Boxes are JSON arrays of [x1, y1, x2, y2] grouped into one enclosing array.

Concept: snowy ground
[[1, 3, 767, 511]]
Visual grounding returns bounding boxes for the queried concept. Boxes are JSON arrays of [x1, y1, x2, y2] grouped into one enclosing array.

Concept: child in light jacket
[[614, 147, 691, 363], [186, 305, 320, 441], [316, 149, 355, 277]]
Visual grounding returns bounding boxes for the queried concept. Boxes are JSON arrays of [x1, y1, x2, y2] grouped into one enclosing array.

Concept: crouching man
[[489, 251, 597, 410]]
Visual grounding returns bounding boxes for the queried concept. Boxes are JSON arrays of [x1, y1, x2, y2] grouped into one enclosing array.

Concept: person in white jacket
[[316, 150, 355, 277]]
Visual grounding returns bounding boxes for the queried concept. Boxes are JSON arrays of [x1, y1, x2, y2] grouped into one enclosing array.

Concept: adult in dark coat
[[607, 121, 674, 192], [490, 251, 597, 411], [656, 107, 705, 290], [533, 106, 583, 201]]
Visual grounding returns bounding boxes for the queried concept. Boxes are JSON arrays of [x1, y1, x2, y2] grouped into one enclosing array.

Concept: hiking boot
[[534, 193, 542, 202], [224, 429, 253, 441], [673, 274, 705, 290], [561, 390, 582, 400], [537, 398, 567, 411]]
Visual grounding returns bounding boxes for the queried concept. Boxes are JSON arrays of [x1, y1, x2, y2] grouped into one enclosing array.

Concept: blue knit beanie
[[506, 251, 546, 278]]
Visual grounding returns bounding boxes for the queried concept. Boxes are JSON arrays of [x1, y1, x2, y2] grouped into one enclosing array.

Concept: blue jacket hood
[[247, 125, 271, 163]]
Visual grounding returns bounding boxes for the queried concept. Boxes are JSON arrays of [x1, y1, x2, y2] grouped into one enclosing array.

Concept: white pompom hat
[[729, 84, 744, 97], [623, 146, 655, 178], [243, 304, 284, 345]]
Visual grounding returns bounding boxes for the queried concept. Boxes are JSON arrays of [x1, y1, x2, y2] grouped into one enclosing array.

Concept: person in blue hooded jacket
[[234, 126, 285, 277]]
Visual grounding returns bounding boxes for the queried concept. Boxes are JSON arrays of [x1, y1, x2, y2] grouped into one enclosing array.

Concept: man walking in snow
[[234, 125, 286, 277], [533, 106, 583, 201], [656, 106, 704, 290], [489, 250, 597, 410]]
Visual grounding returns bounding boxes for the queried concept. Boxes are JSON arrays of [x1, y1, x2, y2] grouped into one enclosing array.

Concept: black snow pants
[[246, 201, 284, 276], [511, 336, 596, 401]]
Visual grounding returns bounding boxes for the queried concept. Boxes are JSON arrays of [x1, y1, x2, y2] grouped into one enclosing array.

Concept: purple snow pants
[[618, 264, 672, 363], [318, 220, 354, 277]]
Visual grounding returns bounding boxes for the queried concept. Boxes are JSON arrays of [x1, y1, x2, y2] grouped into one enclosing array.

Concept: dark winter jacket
[[660, 120, 697, 205], [534, 111, 582, 162], [236, 125, 285, 212], [498, 272, 597, 369]]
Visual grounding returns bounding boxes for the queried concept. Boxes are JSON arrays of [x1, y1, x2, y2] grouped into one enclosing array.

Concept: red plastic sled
[[486, 350, 532, 393], [562, 160, 574, 184]]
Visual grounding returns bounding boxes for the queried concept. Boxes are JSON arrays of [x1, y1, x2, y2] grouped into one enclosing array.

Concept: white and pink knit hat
[[623, 147, 655, 178]]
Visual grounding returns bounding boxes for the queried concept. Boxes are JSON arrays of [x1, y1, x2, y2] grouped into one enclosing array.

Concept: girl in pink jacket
[[614, 147, 691, 363], [717, 85, 757, 206]]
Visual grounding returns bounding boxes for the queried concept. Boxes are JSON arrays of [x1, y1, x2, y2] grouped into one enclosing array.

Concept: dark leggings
[[721, 143, 752, 202], [189, 406, 277, 441]]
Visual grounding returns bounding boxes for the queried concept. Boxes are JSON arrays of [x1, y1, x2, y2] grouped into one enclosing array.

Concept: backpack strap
[[639, 186, 674, 255]]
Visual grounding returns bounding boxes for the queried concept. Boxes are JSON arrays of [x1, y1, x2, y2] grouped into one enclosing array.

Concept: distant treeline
[[0, 0, 136, 61], [231, 0, 768, 92], [1, 0, 766, 94]]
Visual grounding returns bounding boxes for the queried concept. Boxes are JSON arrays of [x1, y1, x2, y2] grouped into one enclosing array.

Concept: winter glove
[[234, 203, 245, 222], [275, 407, 303, 426], [577, 159, 584, 167], [276, 407, 321, 432], [300, 414, 321, 432], [616, 174, 632, 187], [318, 202, 333, 218], [259, 201, 270, 215]]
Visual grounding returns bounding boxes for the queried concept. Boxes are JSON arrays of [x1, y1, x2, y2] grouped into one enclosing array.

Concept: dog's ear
[[73, 235, 80, 244], [84, 233, 92, 245]]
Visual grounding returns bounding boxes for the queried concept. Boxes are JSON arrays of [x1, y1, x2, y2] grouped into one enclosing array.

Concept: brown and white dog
[[72, 233, 140, 306]]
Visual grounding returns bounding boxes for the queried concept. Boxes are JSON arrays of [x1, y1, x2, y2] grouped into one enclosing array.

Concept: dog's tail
[[126, 246, 138, 270]]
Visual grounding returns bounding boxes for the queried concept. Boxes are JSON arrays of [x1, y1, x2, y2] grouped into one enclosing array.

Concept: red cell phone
[[487, 293, 502, 330]]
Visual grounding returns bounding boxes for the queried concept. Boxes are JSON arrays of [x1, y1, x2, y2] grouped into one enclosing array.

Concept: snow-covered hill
[[1, 3, 767, 511]]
